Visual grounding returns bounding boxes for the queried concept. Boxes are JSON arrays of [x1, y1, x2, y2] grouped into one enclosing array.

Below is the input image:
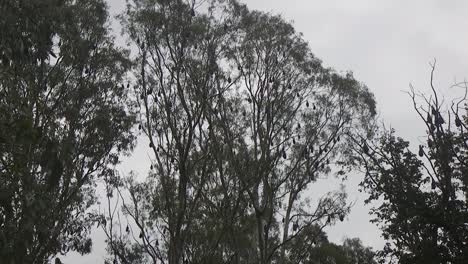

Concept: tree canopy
[[9, 1, 462, 264], [0, 0, 135, 263], [100, 1, 377, 264], [354, 64, 468, 263]]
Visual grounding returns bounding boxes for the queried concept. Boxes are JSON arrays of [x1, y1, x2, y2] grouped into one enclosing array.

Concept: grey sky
[[64, 0, 468, 263]]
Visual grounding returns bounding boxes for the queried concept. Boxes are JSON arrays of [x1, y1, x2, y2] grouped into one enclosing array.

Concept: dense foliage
[[285, 225, 377, 264], [0, 0, 135, 263], [355, 67, 468, 263]]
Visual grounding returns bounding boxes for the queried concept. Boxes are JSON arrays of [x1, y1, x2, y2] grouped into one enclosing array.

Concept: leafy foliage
[[355, 66, 468, 263], [102, 1, 376, 264], [0, 0, 135, 263], [287, 225, 377, 264]]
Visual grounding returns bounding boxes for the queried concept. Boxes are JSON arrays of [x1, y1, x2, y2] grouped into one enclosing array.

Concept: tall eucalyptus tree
[[0, 0, 135, 263], [103, 1, 376, 264]]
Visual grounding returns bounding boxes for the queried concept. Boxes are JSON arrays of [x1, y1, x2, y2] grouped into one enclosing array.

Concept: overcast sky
[[65, 0, 468, 263]]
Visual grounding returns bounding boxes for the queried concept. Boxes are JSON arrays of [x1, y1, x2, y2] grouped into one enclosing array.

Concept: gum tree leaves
[[0, 0, 135, 262]]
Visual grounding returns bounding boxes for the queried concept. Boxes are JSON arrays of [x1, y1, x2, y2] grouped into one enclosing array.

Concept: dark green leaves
[[0, 0, 135, 262]]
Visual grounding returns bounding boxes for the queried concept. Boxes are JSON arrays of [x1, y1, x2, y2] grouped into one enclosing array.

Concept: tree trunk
[[280, 192, 295, 262]]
